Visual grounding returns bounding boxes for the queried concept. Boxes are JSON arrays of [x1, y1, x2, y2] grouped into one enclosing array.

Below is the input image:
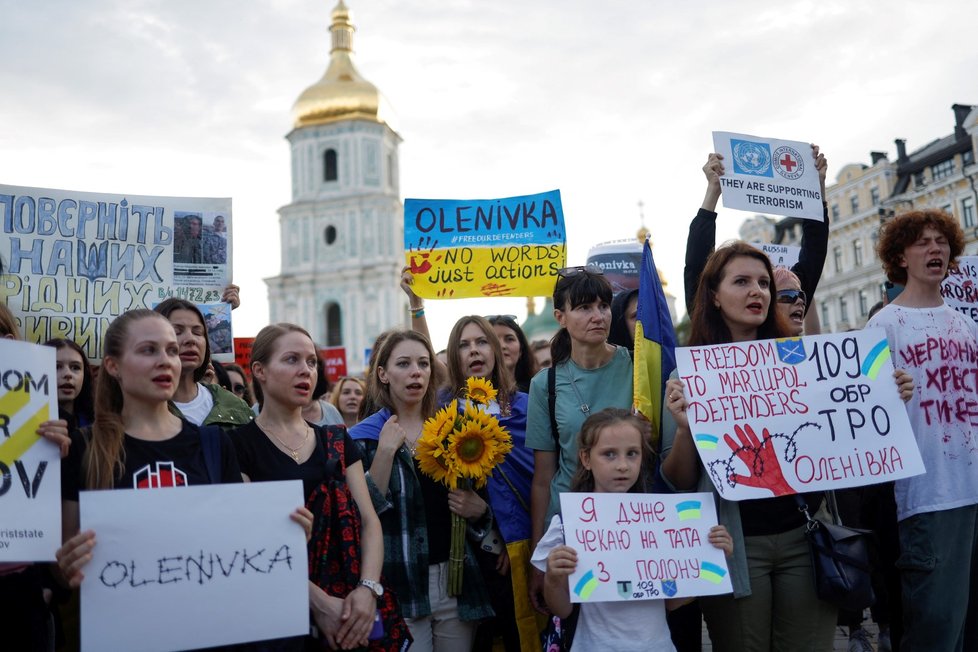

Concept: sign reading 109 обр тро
[[403, 189, 567, 299]]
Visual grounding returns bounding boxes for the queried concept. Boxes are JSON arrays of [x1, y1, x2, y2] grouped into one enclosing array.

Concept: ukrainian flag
[[633, 237, 677, 449]]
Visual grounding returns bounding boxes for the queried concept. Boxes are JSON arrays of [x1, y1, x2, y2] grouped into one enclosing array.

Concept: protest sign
[[0, 184, 232, 360], [80, 480, 308, 652], [234, 337, 255, 380], [558, 492, 732, 603], [321, 346, 347, 383], [403, 190, 566, 298], [675, 329, 924, 500], [712, 132, 823, 220], [942, 255, 978, 323], [751, 242, 801, 269], [587, 240, 643, 295], [0, 339, 59, 561]]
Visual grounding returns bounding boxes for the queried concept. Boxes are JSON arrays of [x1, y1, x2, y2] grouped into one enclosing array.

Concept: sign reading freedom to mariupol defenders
[[559, 492, 732, 603], [0, 184, 232, 360], [675, 329, 925, 501], [0, 339, 58, 561], [80, 481, 308, 652], [712, 132, 823, 220], [403, 189, 566, 299], [751, 242, 800, 269], [942, 255, 978, 323]]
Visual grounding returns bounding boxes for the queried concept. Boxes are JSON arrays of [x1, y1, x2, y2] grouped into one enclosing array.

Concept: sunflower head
[[424, 400, 460, 442], [465, 377, 497, 405], [449, 420, 502, 483], [415, 432, 458, 489]]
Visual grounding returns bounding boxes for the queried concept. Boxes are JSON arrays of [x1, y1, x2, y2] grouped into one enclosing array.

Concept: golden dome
[[292, 1, 396, 130]]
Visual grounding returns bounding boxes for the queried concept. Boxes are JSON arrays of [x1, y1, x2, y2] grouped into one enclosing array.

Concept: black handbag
[[795, 494, 875, 612]]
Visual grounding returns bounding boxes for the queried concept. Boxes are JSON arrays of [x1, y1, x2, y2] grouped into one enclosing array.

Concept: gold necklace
[[260, 421, 310, 462]]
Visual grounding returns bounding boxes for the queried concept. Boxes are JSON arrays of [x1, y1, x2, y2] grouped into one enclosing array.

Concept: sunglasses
[[556, 264, 604, 278], [232, 383, 247, 394], [485, 314, 518, 323], [777, 289, 807, 305]]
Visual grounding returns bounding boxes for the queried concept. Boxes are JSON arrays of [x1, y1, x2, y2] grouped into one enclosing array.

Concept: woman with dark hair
[[661, 242, 837, 651], [485, 315, 537, 393], [525, 266, 633, 612], [350, 330, 493, 651], [608, 288, 639, 351], [153, 298, 253, 430], [44, 338, 95, 430], [223, 362, 254, 405]]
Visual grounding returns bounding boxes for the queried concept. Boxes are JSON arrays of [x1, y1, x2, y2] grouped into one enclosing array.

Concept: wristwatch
[[358, 578, 384, 598]]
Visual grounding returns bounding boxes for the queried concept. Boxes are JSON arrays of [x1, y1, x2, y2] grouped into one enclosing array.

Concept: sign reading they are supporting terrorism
[[559, 492, 732, 603], [675, 329, 924, 500], [0, 339, 59, 562], [712, 132, 824, 220], [403, 190, 566, 298], [0, 184, 232, 360]]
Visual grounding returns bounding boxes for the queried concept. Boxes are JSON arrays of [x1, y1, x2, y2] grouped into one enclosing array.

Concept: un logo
[[731, 139, 773, 177]]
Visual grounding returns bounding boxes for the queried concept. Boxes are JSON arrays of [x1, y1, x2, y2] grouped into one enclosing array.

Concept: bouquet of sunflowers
[[414, 377, 512, 595]]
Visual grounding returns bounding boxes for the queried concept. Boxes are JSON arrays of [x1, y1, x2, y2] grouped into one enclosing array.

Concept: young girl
[[44, 338, 95, 430], [534, 409, 732, 652]]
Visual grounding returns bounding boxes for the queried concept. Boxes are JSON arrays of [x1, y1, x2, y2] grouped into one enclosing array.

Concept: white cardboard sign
[[80, 481, 308, 651], [941, 255, 978, 323], [713, 131, 823, 220], [0, 338, 59, 561], [752, 242, 801, 269], [675, 329, 925, 500], [558, 492, 732, 602]]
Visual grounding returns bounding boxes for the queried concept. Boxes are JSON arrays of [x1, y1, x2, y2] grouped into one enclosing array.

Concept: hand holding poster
[[403, 190, 566, 298], [675, 329, 925, 500], [0, 339, 59, 561], [712, 132, 824, 220], [941, 255, 978, 322], [80, 481, 308, 652], [0, 184, 232, 360], [558, 492, 732, 602]]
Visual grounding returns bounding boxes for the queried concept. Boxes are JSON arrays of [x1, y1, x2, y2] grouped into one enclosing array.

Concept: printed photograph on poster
[[941, 255, 978, 323], [557, 492, 732, 603], [201, 302, 234, 362], [0, 339, 60, 562], [0, 184, 231, 361], [674, 329, 925, 500], [712, 132, 824, 220]]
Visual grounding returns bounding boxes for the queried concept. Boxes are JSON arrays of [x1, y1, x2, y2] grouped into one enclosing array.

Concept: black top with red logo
[[61, 421, 242, 499]]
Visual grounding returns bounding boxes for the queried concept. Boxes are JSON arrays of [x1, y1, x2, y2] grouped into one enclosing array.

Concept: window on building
[[859, 290, 868, 317], [931, 159, 954, 181], [850, 195, 859, 214], [853, 240, 863, 267], [914, 171, 926, 188], [942, 204, 952, 215], [963, 196, 976, 228], [387, 153, 395, 188], [870, 187, 880, 207], [833, 246, 843, 273], [324, 149, 338, 182], [324, 225, 337, 245], [840, 296, 849, 323], [965, 150, 975, 166], [831, 204, 840, 220], [325, 302, 342, 346], [821, 302, 830, 328]]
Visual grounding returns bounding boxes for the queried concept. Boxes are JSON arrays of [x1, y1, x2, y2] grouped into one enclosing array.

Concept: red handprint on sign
[[407, 237, 441, 275], [722, 424, 795, 496]]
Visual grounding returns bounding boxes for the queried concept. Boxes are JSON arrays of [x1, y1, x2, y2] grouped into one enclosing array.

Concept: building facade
[[265, 1, 406, 372]]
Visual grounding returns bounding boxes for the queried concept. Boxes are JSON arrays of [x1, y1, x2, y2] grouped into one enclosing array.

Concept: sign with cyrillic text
[[404, 190, 566, 298], [712, 132, 823, 220], [942, 256, 978, 323], [0, 184, 232, 361], [675, 329, 924, 500], [559, 492, 732, 602], [80, 481, 307, 651], [0, 339, 59, 561]]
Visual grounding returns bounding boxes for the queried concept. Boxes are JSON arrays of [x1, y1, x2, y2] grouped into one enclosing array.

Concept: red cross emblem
[[779, 154, 797, 172]]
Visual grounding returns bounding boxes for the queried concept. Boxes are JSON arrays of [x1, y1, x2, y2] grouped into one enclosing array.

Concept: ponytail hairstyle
[[86, 310, 170, 490], [43, 338, 95, 424], [153, 298, 212, 382], [369, 330, 440, 419], [249, 323, 316, 411], [446, 316, 516, 408], [550, 267, 614, 366], [687, 241, 790, 347], [570, 408, 655, 493]]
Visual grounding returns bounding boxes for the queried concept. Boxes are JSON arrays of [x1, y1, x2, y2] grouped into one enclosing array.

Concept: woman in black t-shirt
[[56, 311, 311, 587], [233, 323, 385, 651]]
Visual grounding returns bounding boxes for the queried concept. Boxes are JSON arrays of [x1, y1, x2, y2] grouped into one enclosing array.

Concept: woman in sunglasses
[[525, 265, 635, 613], [684, 145, 829, 333], [773, 267, 808, 336]]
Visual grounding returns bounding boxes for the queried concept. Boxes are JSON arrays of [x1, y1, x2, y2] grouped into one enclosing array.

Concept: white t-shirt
[[868, 303, 978, 520], [173, 383, 215, 426], [531, 515, 676, 652]]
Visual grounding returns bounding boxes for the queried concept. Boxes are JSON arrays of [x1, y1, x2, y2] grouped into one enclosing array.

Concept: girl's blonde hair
[[571, 408, 656, 493]]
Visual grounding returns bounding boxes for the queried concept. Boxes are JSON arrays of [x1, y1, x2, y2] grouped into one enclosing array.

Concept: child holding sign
[[533, 409, 732, 651]]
